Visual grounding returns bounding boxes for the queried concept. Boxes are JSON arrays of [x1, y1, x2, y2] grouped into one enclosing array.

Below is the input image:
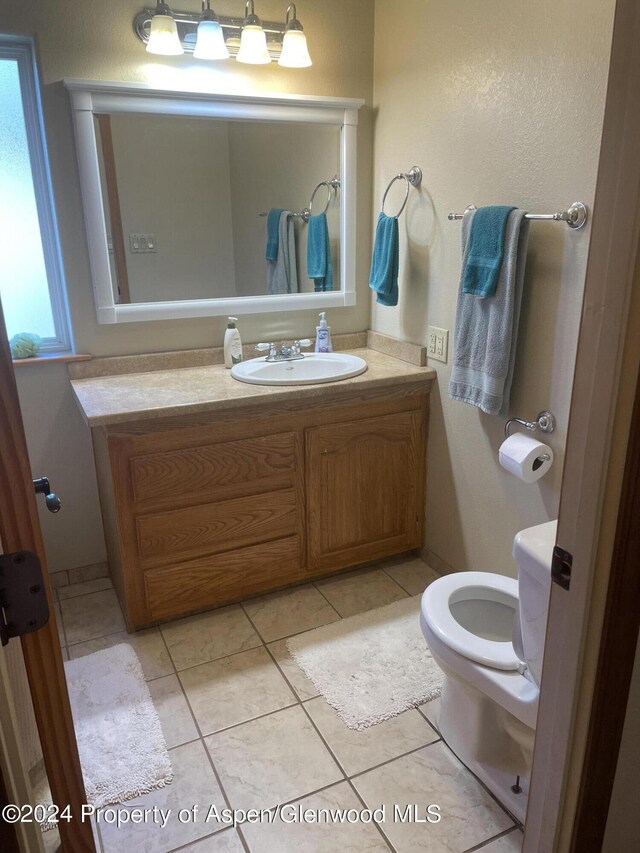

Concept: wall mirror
[[65, 80, 363, 324]]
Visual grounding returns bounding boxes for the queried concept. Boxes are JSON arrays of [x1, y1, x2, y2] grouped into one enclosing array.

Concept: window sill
[[12, 352, 92, 367]]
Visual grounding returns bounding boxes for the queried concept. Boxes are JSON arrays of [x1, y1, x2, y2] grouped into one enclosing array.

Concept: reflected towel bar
[[259, 175, 340, 224], [448, 201, 588, 230]]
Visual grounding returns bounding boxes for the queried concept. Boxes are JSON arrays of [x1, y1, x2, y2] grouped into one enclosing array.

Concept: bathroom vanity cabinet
[[90, 383, 430, 630]]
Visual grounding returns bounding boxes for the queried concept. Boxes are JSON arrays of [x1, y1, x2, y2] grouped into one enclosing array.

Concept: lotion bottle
[[224, 317, 243, 368], [315, 312, 332, 353]]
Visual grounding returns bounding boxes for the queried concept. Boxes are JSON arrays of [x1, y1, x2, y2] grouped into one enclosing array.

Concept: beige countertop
[[70, 348, 436, 427]]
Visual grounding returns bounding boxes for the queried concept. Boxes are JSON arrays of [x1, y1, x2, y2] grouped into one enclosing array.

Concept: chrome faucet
[[255, 339, 313, 362]]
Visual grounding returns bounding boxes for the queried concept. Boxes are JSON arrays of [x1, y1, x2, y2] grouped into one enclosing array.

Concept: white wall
[[371, 0, 616, 576]]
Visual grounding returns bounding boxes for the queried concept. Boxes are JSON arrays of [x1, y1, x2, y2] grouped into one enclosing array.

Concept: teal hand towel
[[266, 208, 284, 262], [462, 205, 516, 297], [307, 213, 333, 292], [369, 212, 399, 306]]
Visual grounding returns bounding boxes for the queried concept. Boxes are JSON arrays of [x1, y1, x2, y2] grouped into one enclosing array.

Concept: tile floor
[[54, 555, 523, 853]]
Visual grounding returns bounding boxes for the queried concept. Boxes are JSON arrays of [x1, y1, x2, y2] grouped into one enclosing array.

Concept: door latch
[[551, 545, 572, 590], [0, 551, 50, 647], [33, 477, 61, 513]]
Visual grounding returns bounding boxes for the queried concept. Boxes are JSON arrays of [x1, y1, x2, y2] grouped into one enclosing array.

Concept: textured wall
[[4, 0, 374, 573], [371, 0, 616, 576]]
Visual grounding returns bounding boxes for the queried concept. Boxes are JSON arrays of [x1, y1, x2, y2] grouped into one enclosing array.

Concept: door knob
[[33, 477, 61, 513]]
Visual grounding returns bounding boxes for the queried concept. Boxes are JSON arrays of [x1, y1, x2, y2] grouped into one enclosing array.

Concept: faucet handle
[[255, 342, 272, 352], [296, 339, 313, 348]]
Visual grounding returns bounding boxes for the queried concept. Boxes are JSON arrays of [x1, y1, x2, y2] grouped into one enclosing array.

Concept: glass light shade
[[146, 14, 184, 55], [236, 24, 271, 64], [278, 29, 312, 67], [194, 20, 229, 60]]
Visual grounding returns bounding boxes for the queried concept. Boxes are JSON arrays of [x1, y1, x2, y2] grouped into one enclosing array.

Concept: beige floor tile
[[420, 697, 440, 732], [67, 628, 174, 681], [315, 568, 408, 618], [241, 781, 390, 853], [384, 557, 440, 596], [99, 740, 227, 853], [305, 698, 439, 776], [60, 588, 125, 644], [243, 584, 340, 642], [60, 647, 69, 662], [478, 829, 523, 852], [205, 705, 342, 811], [57, 577, 113, 599], [180, 646, 295, 735], [48, 570, 69, 589], [352, 742, 514, 852], [161, 605, 261, 671], [180, 829, 245, 851], [267, 638, 319, 700], [148, 674, 199, 748], [42, 826, 61, 853], [68, 562, 109, 585]]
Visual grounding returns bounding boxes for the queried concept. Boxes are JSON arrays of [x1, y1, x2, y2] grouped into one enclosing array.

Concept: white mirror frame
[[64, 79, 363, 324]]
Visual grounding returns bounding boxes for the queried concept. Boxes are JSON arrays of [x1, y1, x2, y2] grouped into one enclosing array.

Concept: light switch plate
[[427, 326, 449, 363], [129, 233, 157, 254]]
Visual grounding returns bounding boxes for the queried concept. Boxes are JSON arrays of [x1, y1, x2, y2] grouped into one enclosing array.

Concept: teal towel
[[462, 205, 516, 297], [369, 212, 399, 306], [307, 213, 333, 292], [266, 208, 284, 262]]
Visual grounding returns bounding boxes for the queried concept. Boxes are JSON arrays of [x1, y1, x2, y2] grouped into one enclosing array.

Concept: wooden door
[[0, 303, 95, 851], [306, 408, 426, 571]]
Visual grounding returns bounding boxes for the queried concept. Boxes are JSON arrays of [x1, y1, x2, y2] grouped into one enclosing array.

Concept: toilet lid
[[421, 572, 521, 671]]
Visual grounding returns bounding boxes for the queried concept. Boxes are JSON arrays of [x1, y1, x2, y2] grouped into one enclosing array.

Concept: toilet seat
[[422, 571, 521, 671]]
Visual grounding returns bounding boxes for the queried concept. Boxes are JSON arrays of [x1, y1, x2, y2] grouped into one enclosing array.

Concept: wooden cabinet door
[[306, 409, 426, 570]]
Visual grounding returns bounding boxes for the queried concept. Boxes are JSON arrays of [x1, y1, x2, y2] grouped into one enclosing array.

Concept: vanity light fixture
[[193, 0, 229, 60], [146, 0, 184, 55], [134, 3, 312, 65], [236, 0, 271, 64], [278, 4, 312, 67]]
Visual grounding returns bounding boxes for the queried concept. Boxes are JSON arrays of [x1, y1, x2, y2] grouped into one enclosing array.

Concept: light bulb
[[146, 3, 183, 56], [237, 24, 271, 64], [194, 20, 229, 60], [278, 29, 311, 67]]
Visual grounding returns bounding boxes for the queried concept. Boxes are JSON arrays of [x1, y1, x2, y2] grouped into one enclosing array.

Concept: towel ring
[[302, 176, 341, 221], [381, 166, 422, 219]]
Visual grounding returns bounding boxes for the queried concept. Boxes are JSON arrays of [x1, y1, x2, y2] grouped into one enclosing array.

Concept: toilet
[[420, 520, 557, 823]]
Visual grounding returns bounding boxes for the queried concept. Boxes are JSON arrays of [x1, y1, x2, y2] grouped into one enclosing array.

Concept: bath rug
[[287, 595, 443, 730], [64, 643, 173, 808]]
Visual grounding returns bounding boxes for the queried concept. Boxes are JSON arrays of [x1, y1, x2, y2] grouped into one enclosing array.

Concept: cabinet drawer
[[144, 536, 305, 619], [136, 488, 297, 567], [130, 432, 296, 506]]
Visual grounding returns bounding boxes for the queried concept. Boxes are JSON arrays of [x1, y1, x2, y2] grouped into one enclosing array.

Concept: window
[[0, 37, 72, 352]]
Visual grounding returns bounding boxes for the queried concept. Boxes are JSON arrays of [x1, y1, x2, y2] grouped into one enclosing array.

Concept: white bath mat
[[65, 643, 173, 808], [286, 595, 443, 730]]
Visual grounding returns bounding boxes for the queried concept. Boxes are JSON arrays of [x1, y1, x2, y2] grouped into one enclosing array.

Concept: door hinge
[[0, 551, 50, 647], [551, 545, 572, 591]]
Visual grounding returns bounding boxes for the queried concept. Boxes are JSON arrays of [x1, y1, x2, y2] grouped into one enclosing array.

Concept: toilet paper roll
[[498, 433, 554, 483]]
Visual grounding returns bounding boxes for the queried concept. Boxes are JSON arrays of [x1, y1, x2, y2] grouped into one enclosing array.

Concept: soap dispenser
[[224, 317, 243, 368], [315, 312, 332, 353]]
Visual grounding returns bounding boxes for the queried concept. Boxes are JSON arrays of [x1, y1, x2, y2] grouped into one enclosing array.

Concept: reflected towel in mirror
[[267, 211, 299, 294], [307, 213, 333, 292]]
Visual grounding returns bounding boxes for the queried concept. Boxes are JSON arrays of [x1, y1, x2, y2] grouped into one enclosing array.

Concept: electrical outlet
[[427, 326, 449, 363]]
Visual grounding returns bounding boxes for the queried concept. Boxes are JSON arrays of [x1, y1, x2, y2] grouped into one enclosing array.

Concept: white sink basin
[[231, 352, 368, 386]]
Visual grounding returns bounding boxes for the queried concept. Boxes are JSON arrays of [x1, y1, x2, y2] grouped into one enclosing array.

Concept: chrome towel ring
[[381, 166, 422, 219], [302, 175, 340, 221]]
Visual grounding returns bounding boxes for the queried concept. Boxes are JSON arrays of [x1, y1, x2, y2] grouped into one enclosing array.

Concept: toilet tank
[[513, 520, 557, 687]]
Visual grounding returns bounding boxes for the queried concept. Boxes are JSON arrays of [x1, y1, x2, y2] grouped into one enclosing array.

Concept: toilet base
[[436, 675, 532, 824]]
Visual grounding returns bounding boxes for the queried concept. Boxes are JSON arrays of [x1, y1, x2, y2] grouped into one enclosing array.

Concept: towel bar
[[448, 202, 588, 230]]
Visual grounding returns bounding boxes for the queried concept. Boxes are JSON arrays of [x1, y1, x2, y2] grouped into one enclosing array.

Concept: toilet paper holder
[[504, 410, 556, 440]]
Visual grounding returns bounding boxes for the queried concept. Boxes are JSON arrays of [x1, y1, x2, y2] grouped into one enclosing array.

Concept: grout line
[[344, 778, 397, 853], [162, 638, 265, 677], [197, 701, 301, 741], [309, 580, 347, 618], [462, 825, 522, 853], [416, 703, 441, 736], [348, 740, 442, 783]]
